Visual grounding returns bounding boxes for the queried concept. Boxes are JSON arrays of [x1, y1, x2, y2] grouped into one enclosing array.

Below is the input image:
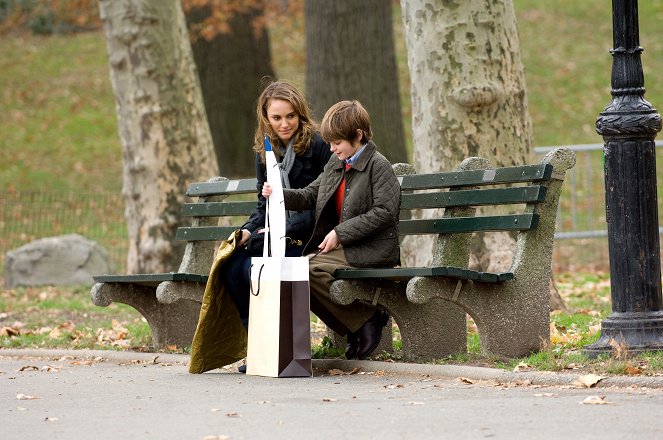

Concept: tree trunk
[[400, 0, 534, 269], [99, 0, 219, 274], [305, 0, 407, 164], [401, 0, 532, 172], [186, 2, 275, 178]]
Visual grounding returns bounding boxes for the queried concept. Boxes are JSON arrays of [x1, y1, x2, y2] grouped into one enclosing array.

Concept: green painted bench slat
[[176, 225, 239, 241], [181, 200, 256, 217], [335, 266, 513, 283], [399, 214, 538, 235], [177, 214, 538, 241], [93, 273, 208, 287], [398, 164, 553, 191], [186, 179, 258, 197], [400, 186, 547, 210]]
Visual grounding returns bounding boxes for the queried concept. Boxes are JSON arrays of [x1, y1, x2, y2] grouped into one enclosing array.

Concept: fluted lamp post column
[[584, 0, 663, 357]]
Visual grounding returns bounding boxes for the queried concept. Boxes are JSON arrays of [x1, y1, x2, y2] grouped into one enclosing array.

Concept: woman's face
[[267, 98, 300, 145]]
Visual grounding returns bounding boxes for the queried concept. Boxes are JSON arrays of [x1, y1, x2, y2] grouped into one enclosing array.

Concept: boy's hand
[[262, 183, 272, 198], [318, 230, 340, 254]]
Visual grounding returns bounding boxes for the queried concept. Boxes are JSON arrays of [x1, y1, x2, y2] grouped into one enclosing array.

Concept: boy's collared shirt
[[345, 143, 368, 166], [336, 143, 367, 220]]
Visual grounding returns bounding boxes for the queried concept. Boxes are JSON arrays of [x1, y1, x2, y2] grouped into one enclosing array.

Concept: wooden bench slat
[[400, 186, 547, 210], [93, 272, 208, 287], [176, 226, 239, 241], [399, 214, 538, 235], [181, 201, 256, 217], [186, 179, 258, 197], [398, 164, 553, 190], [335, 266, 513, 283]]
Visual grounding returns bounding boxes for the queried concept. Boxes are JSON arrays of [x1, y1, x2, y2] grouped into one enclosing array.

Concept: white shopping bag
[[247, 137, 312, 378]]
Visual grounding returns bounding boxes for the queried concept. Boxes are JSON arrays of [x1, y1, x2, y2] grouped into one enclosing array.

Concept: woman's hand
[[239, 229, 251, 246], [318, 230, 340, 254], [238, 228, 266, 247], [262, 183, 272, 198]]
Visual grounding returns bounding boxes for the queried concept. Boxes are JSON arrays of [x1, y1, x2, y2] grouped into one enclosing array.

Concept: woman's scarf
[[278, 137, 297, 218]]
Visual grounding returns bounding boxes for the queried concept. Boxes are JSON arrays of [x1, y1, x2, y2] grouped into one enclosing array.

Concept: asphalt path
[[2, 349, 663, 440]]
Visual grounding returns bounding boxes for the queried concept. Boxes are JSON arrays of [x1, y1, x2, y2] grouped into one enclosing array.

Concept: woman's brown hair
[[252, 80, 318, 162]]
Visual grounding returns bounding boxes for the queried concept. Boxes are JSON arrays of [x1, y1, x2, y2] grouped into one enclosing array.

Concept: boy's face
[[267, 98, 300, 145], [329, 130, 363, 161]]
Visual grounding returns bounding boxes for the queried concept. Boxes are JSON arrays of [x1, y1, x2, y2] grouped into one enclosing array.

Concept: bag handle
[[264, 195, 271, 257], [248, 263, 264, 296]]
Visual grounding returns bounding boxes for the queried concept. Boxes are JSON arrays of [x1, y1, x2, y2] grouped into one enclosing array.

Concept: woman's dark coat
[[242, 133, 332, 244]]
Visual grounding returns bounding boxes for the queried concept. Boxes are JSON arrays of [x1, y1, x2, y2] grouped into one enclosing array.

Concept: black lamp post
[[584, 0, 663, 357]]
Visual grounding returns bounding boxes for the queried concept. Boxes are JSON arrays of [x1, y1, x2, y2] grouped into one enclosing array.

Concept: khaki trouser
[[307, 247, 375, 335]]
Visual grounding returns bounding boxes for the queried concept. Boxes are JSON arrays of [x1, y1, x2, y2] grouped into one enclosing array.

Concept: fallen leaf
[[19, 365, 39, 372], [69, 360, 95, 366], [16, 393, 39, 400], [36, 326, 53, 335], [609, 338, 629, 360], [513, 362, 532, 372], [44, 417, 58, 422], [625, 364, 642, 376], [226, 412, 241, 417], [458, 377, 474, 384], [0, 326, 20, 337], [41, 365, 62, 373], [580, 395, 610, 405], [322, 398, 337, 402], [573, 374, 607, 388], [328, 368, 361, 376], [384, 384, 404, 389]]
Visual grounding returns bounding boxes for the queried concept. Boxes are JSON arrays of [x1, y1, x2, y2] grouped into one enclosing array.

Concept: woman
[[221, 80, 332, 333]]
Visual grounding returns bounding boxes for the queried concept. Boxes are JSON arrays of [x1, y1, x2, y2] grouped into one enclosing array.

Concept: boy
[[262, 100, 401, 359]]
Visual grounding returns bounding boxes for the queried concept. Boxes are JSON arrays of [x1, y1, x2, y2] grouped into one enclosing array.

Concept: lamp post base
[[583, 311, 663, 358]]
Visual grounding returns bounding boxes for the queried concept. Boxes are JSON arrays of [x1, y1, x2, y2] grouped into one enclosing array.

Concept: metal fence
[[2, 142, 663, 276], [0, 190, 128, 274], [536, 140, 663, 272]]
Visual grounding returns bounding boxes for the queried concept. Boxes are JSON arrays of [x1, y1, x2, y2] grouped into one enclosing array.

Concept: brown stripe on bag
[[278, 280, 312, 377]]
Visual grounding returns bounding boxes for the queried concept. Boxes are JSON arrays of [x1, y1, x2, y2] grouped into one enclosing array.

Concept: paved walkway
[[2, 349, 663, 439]]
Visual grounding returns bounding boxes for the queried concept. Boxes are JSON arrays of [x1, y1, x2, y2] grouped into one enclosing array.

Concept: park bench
[[329, 147, 576, 360], [91, 147, 575, 358], [91, 177, 259, 349]]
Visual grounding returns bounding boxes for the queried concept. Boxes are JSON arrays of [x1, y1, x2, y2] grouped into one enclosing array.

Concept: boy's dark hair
[[320, 100, 373, 144]]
